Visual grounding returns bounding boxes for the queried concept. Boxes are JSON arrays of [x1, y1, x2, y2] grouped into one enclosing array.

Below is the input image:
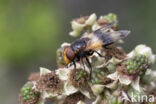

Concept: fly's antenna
[[94, 21, 118, 34]]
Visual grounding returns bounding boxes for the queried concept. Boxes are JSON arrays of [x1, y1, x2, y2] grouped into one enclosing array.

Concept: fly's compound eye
[[63, 47, 75, 65], [66, 47, 75, 61]]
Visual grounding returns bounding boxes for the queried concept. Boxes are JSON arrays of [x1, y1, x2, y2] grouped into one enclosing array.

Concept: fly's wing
[[86, 30, 130, 50], [83, 22, 116, 50], [107, 30, 130, 42], [94, 21, 117, 34]]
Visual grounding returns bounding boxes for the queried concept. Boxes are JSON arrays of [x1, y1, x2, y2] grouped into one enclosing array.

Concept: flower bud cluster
[[125, 55, 150, 75], [19, 82, 40, 104], [128, 44, 155, 64], [69, 69, 89, 89], [91, 68, 110, 85]]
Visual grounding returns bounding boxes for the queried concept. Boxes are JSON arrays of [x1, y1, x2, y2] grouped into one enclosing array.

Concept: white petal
[[149, 54, 156, 64], [119, 75, 132, 85], [145, 69, 152, 75], [40, 67, 51, 76], [41, 91, 58, 99], [69, 30, 80, 37], [56, 95, 66, 100], [135, 44, 152, 57], [91, 84, 105, 96], [80, 88, 91, 99], [92, 95, 102, 104], [92, 23, 100, 31], [85, 13, 97, 26], [61, 42, 70, 48], [64, 81, 78, 95], [107, 71, 119, 80], [131, 76, 140, 92], [105, 80, 118, 89], [121, 91, 131, 102], [117, 39, 124, 44], [71, 21, 85, 31], [68, 63, 81, 70], [77, 101, 86, 104], [108, 57, 122, 65], [135, 44, 146, 51], [149, 71, 156, 85], [55, 68, 70, 81], [127, 51, 136, 59], [106, 63, 115, 73], [151, 71, 156, 77]]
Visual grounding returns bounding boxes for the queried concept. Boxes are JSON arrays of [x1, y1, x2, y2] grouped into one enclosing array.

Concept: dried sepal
[[55, 68, 70, 81], [68, 69, 89, 89], [79, 88, 91, 99], [28, 72, 40, 81], [63, 92, 85, 104], [102, 45, 127, 61], [70, 13, 97, 37], [105, 80, 118, 89], [118, 74, 132, 85], [107, 71, 119, 81], [131, 76, 140, 92], [37, 71, 63, 94], [107, 71, 132, 85], [40, 67, 51, 76], [91, 84, 105, 96], [64, 81, 78, 96], [85, 13, 97, 26]]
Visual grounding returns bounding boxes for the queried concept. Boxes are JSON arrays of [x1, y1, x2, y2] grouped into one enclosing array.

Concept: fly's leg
[[80, 58, 85, 70], [94, 50, 111, 59], [68, 61, 76, 69], [73, 61, 76, 69], [102, 42, 113, 49], [85, 57, 92, 80]]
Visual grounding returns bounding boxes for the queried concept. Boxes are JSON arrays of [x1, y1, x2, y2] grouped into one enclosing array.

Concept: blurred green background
[[0, 0, 156, 103]]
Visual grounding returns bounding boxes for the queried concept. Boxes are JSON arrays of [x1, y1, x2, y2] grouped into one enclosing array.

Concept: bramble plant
[[19, 13, 156, 104]]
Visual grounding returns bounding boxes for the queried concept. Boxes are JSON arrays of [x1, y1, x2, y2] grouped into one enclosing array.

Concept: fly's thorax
[[71, 39, 87, 52]]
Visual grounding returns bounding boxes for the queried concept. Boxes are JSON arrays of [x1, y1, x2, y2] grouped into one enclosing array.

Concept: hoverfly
[[63, 22, 130, 78]]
